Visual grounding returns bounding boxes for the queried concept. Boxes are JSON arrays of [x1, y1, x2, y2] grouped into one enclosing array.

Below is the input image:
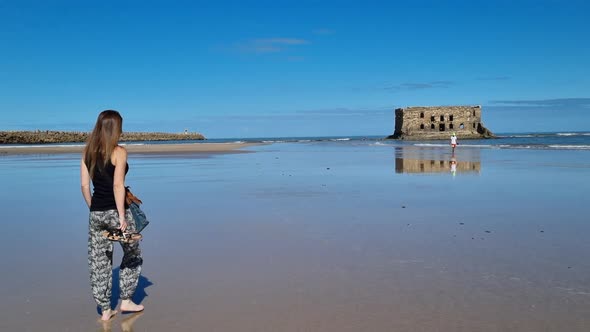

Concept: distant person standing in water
[[80, 110, 144, 321], [450, 132, 458, 152]]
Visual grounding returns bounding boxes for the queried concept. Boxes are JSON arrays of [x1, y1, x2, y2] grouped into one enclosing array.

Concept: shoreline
[[0, 142, 261, 155]]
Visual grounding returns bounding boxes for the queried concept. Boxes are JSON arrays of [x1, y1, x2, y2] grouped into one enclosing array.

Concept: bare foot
[[100, 308, 117, 321], [120, 299, 144, 313]]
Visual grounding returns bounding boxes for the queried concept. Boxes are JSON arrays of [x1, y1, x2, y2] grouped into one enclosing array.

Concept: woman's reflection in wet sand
[[98, 312, 144, 332], [121, 312, 144, 332], [450, 152, 457, 177]]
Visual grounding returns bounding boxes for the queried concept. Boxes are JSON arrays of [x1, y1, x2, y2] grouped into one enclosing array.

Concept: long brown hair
[[84, 110, 123, 179]]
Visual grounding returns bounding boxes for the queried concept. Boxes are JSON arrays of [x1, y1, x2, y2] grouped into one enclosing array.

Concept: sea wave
[[412, 143, 447, 147], [413, 143, 590, 150], [330, 138, 351, 141], [501, 135, 535, 138], [548, 145, 590, 150], [497, 133, 590, 138], [557, 132, 590, 136], [413, 143, 494, 148]]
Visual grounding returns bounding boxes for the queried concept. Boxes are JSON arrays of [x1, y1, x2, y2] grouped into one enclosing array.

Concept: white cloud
[[235, 38, 310, 54], [385, 81, 454, 91]]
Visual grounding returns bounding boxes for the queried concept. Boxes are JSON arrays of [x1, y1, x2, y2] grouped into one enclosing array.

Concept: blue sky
[[1, 0, 589, 138]]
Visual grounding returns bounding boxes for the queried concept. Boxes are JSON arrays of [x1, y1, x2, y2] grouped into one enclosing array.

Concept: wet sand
[[0, 143, 589, 331], [0, 142, 259, 155]]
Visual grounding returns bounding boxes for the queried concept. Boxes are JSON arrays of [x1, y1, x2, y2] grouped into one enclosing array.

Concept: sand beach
[[0, 140, 589, 331], [0, 142, 260, 155]]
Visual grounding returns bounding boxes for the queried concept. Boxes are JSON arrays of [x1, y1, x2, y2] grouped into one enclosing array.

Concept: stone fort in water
[[387, 105, 494, 140]]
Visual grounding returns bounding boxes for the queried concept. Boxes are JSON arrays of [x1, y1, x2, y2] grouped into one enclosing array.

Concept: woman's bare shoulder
[[112, 145, 128, 164], [114, 145, 128, 153]]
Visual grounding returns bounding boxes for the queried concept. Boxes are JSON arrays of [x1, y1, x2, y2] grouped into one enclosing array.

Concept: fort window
[[473, 123, 476, 129], [440, 115, 444, 121], [449, 123, 454, 129], [439, 123, 445, 131], [430, 115, 435, 122], [473, 110, 476, 116], [439, 160, 444, 166], [420, 112, 424, 118], [459, 123, 465, 129], [449, 115, 454, 121], [420, 124, 424, 129], [430, 124, 435, 129]]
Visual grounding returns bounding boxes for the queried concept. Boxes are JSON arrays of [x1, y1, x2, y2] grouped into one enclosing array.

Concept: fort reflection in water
[[394, 146, 481, 175]]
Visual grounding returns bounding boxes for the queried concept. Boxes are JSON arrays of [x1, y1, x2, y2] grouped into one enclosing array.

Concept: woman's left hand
[[118, 218, 128, 232]]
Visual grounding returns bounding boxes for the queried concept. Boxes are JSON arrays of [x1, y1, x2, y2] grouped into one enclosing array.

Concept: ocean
[[150, 131, 590, 151], [2, 131, 589, 151]]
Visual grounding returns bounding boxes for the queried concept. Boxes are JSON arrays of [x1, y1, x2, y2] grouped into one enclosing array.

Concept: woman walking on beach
[[80, 110, 144, 321], [450, 132, 458, 152]]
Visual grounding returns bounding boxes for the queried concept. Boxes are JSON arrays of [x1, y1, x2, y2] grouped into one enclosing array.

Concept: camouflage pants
[[88, 209, 143, 311]]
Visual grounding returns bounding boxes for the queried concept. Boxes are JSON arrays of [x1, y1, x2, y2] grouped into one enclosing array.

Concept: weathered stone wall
[[388, 106, 494, 140]]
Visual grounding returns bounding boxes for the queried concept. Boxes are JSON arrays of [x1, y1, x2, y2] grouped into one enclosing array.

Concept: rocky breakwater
[[0, 130, 205, 144]]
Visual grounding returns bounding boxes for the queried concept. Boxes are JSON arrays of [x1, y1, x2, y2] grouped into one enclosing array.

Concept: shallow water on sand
[[0, 143, 589, 331]]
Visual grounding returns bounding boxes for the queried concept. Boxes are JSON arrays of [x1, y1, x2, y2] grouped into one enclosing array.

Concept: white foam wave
[[413, 143, 448, 147], [510, 145, 533, 149], [196, 141, 248, 144], [548, 145, 590, 150], [411, 143, 590, 150], [557, 133, 590, 136], [331, 138, 351, 141], [462, 144, 494, 148], [413, 143, 494, 148]]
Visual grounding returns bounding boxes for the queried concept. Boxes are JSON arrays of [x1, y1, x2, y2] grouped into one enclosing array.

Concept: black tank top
[[90, 159, 129, 211]]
